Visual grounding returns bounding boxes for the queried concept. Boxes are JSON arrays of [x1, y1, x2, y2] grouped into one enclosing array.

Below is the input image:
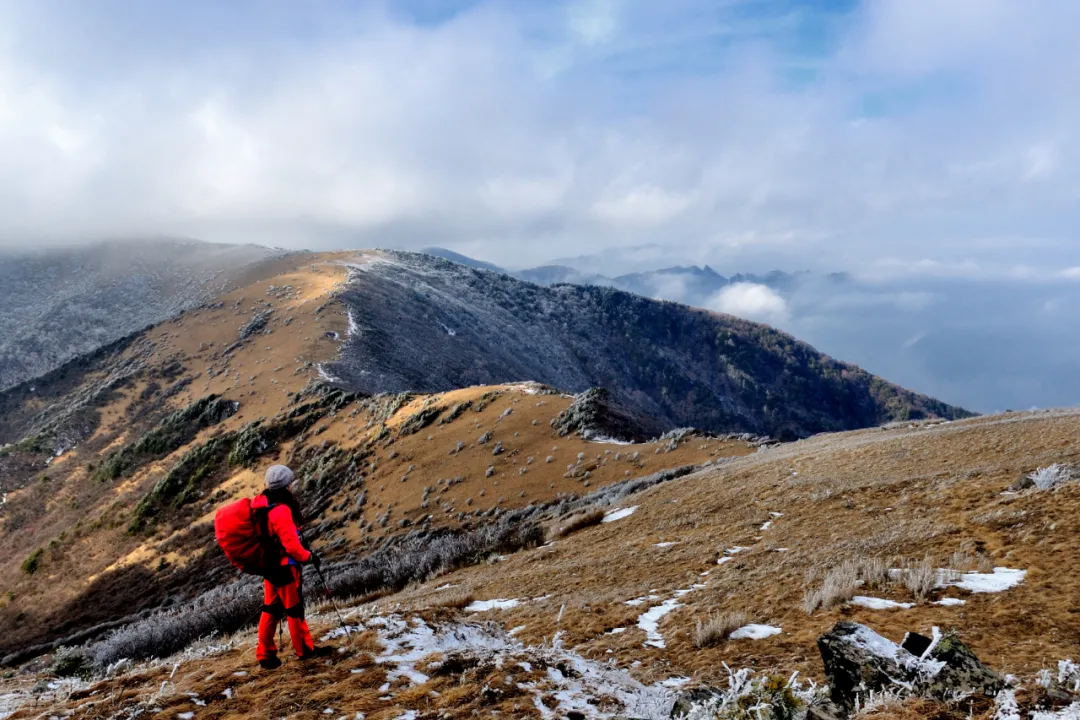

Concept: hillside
[[5, 406, 1080, 719], [327, 251, 970, 439], [0, 251, 757, 664], [0, 238, 288, 392], [0, 249, 988, 720]]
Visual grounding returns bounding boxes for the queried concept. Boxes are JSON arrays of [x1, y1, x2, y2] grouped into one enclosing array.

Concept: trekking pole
[[312, 562, 351, 638], [298, 530, 351, 637]]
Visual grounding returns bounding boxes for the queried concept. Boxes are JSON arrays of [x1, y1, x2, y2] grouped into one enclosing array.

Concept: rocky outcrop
[[818, 622, 1002, 713], [550, 388, 667, 443]]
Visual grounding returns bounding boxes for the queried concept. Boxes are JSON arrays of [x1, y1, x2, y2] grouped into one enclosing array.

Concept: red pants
[[257, 566, 314, 660]]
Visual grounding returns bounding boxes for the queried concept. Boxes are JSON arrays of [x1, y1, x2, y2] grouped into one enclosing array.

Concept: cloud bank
[[0, 0, 1078, 275]]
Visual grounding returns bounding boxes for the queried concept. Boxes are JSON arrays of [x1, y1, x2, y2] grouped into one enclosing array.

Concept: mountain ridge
[[327, 251, 971, 440]]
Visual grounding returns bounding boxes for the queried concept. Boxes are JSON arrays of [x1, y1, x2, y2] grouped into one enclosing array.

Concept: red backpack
[[214, 498, 282, 576]]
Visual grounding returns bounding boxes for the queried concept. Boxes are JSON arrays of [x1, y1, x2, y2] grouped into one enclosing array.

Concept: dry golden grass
[[0, 249, 752, 657], [550, 507, 607, 540], [694, 610, 748, 647], [901, 556, 937, 600], [375, 406, 1080, 689], [431, 587, 475, 610]]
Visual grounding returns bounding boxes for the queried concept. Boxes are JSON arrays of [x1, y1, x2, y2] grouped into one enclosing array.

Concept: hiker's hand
[[308, 553, 322, 570]]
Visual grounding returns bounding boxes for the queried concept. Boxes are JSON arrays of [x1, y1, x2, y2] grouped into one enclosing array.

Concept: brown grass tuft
[[902, 556, 937, 600], [432, 587, 475, 610], [550, 507, 606, 540], [694, 611, 748, 648]]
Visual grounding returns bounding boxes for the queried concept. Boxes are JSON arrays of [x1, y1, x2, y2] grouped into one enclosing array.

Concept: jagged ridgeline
[[325, 252, 972, 439]]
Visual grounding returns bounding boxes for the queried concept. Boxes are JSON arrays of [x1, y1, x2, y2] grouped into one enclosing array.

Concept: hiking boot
[[259, 656, 282, 670], [298, 646, 334, 661]]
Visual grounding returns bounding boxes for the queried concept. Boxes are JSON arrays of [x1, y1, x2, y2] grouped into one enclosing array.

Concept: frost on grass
[[327, 614, 678, 719], [676, 666, 822, 720], [1024, 464, 1077, 491]]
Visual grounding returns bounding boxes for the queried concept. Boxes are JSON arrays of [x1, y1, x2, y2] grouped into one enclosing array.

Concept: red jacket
[[251, 494, 311, 566]]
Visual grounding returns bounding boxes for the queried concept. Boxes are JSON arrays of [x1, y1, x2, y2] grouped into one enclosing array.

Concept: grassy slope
[[4, 408, 1079, 719], [0, 253, 743, 660]]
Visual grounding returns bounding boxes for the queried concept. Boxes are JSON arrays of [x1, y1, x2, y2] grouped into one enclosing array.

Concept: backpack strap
[[251, 503, 285, 567]]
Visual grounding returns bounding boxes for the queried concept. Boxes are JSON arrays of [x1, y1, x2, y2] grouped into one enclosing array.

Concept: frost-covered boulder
[[550, 387, 667, 443], [818, 622, 1001, 712], [908, 631, 1002, 700]]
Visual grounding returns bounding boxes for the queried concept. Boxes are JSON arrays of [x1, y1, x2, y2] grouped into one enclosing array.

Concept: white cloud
[[0, 1, 1078, 275], [591, 185, 694, 226], [708, 283, 789, 325]]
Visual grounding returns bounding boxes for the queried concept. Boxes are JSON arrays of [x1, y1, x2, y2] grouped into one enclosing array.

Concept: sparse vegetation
[[901, 556, 937, 600], [550, 507, 606, 539], [432, 587, 475, 610], [802, 557, 891, 614], [21, 548, 43, 575], [694, 611, 748, 648], [94, 394, 237, 481]]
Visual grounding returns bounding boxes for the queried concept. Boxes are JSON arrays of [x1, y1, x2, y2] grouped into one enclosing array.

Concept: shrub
[[21, 548, 43, 575], [439, 401, 472, 425], [90, 578, 261, 667], [694, 611, 748, 648], [90, 516, 543, 668], [399, 405, 444, 436], [1026, 464, 1075, 491], [94, 395, 238, 481]]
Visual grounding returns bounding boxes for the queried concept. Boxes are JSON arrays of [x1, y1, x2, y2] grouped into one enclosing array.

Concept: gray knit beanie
[[265, 465, 295, 491]]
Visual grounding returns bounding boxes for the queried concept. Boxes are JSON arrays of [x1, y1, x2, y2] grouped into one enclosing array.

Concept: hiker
[[251, 464, 332, 669]]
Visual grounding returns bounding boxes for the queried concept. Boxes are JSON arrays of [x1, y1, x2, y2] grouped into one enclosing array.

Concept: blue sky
[[0, 0, 1078, 279]]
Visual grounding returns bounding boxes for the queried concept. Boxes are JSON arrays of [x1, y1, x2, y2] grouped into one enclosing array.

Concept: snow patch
[[933, 598, 967, 607], [951, 567, 1027, 594], [602, 506, 638, 523], [729, 624, 783, 640], [851, 596, 915, 610], [654, 542, 678, 548], [637, 599, 683, 649], [465, 598, 521, 612]]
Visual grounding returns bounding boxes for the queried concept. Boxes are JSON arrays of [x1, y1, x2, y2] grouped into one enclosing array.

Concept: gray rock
[[925, 632, 1002, 699], [818, 622, 1001, 712], [670, 688, 724, 718]]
